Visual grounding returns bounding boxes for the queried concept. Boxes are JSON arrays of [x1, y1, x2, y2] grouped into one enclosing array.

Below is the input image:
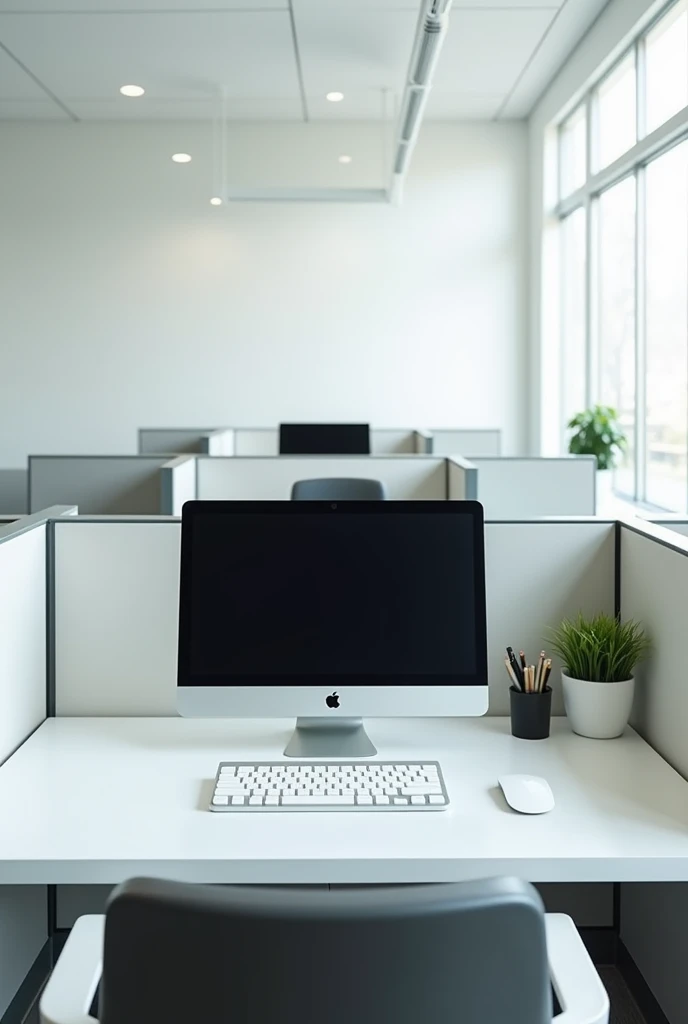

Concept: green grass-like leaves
[[548, 613, 651, 683]]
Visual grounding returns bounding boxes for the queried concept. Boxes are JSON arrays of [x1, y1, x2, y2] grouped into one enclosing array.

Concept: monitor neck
[[283, 717, 377, 758]]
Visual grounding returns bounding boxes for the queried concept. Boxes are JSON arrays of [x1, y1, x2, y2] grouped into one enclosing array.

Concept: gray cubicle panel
[[195, 456, 448, 500], [471, 456, 597, 519], [644, 515, 688, 537], [0, 468, 28, 514], [28, 456, 174, 515], [233, 429, 435, 457], [428, 429, 502, 457], [0, 513, 51, 1016], [138, 428, 219, 455], [617, 520, 688, 1021], [51, 516, 616, 720]]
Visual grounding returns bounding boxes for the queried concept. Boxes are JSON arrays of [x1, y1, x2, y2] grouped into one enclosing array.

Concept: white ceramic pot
[[561, 673, 635, 739]]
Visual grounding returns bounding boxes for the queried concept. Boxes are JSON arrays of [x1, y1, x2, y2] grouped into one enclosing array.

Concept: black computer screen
[[177, 502, 487, 687], [279, 423, 371, 455]]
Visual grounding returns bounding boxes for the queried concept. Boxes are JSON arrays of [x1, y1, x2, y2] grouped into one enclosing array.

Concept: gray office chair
[[291, 477, 387, 500], [40, 876, 609, 1024]]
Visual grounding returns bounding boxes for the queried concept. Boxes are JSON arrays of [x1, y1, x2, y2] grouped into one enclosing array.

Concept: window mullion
[[635, 167, 648, 503]]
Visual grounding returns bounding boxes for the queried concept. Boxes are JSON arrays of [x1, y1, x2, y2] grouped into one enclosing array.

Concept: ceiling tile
[[432, 7, 557, 95], [68, 96, 304, 120], [0, 41, 54, 98], [0, 97, 67, 117], [498, 0, 610, 117], [424, 91, 504, 119], [295, 6, 417, 97], [451, 0, 562, 8], [0, 1, 288, 10], [0, 10, 300, 101]]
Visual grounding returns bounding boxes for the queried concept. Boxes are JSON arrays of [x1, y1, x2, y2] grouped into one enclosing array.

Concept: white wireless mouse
[[498, 774, 554, 814]]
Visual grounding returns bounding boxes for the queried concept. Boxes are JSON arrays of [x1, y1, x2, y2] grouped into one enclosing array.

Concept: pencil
[[504, 657, 520, 690], [535, 651, 545, 692], [519, 650, 527, 673], [542, 658, 552, 689]]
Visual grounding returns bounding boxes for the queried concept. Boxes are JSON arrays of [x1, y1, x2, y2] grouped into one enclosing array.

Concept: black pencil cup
[[510, 686, 552, 740]]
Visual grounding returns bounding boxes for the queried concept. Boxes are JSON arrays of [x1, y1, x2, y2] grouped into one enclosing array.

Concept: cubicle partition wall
[[28, 455, 182, 515], [446, 457, 478, 501], [427, 429, 502, 457], [471, 457, 597, 519], [234, 429, 431, 457], [641, 514, 688, 537], [160, 456, 197, 517], [195, 456, 449, 501], [138, 428, 232, 455], [617, 521, 688, 1021], [0, 513, 54, 1018]]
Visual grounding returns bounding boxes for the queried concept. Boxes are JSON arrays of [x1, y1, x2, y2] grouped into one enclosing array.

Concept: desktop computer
[[279, 422, 371, 455], [177, 499, 488, 772]]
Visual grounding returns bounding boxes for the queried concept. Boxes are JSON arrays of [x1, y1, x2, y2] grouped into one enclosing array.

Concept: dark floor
[[21, 966, 648, 1023]]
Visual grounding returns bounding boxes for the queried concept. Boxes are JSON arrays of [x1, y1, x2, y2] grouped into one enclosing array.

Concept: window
[[595, 52, 637, 170], [645, 141, 688, 509], [554, 1, 688, 510], [560, 208, 587, 425], [598, 179, 637, 497], [560, 106, 587, 197], [645, 0, 688, 135]]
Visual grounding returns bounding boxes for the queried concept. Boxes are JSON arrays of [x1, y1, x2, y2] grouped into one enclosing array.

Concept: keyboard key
[[429, 795, 446, 805], [401, 786, 443, 796], [212, 795, 229, 806], [375, 795, 390, 805], [249, 796, 264, 806], [265, 796, 279, 806], [357, 795, 373, 805], [410, 795, 426, 805], [282, 795, 355, 806], [231, 795, 246, 806], [394, 797, 409, 806]]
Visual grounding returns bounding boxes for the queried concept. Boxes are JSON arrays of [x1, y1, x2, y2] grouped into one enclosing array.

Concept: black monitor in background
[[279, 423, 371, 455]]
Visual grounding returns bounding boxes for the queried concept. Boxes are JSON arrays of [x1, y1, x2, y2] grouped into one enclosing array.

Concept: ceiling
[[0, 0, 611, 123]]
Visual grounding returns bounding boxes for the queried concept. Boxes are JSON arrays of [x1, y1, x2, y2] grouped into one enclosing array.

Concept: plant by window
[[567, 405, 627, 470]]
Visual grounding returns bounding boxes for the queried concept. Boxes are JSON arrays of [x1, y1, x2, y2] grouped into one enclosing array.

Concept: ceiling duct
[[389, 0, 452, 204]]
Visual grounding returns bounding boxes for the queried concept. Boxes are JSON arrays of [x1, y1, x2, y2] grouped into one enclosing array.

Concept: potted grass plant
[[549, 613, 651, 739]]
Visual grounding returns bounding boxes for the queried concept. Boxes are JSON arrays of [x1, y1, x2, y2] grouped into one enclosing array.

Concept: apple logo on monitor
[[325, 691, 340, 709]]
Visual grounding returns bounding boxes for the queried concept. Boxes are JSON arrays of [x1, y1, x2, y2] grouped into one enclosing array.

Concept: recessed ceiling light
[[210, 197, 223, 206], [172, 153, 192, 163], [326, 91, 344, 102], [119, 84, 145, 98], [338, 154, 352, 164]]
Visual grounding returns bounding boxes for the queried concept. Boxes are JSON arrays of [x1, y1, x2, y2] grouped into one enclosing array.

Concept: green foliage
[[567, 405, 627, 471], [548, 613, 651, 683]]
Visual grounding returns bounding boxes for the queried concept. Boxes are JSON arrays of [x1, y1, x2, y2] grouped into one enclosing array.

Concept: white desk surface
[[1, 716, 688, 886]]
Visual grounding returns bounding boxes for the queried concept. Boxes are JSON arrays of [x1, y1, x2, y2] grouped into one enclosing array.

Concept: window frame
[[553, 0, 688, 509]]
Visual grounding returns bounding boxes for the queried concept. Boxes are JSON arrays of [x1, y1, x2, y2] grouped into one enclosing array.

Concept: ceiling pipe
[[389, 0, 452, 204]]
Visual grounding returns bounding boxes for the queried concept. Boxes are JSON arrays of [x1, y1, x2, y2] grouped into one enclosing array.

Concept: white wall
[[528, 0, 664, 453], [0, 119, 528, 470]]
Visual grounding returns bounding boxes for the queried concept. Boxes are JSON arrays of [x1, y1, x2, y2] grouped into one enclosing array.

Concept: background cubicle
[[194, 455, 449, 501], [4, 508, 688, 1012], [28, 456, 185, 515], [470, 457, 597, 518], [427, 429, 501, 457], [139, 427, 498, 458]]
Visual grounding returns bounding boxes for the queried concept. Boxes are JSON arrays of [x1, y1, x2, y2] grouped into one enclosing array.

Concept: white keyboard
[[210, 761, 449, 812]]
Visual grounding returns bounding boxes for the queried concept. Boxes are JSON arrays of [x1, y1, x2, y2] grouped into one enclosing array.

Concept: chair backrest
[[98, 876, 552, 1024], [290, 477, 386, 500]]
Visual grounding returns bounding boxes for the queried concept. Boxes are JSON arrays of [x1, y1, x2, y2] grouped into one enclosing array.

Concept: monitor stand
[[284, 717, 377, 758]]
